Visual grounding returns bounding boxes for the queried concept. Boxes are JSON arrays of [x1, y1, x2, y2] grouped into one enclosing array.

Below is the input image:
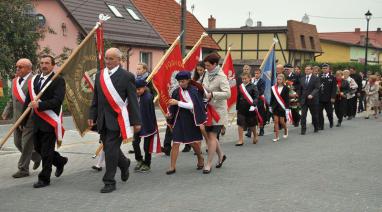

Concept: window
[[125, 7, 141, 21], [107, 4, 123, 18], [140, 52, 152, 71], [309, 36, 315, 49], [300, 35, 306, 49]]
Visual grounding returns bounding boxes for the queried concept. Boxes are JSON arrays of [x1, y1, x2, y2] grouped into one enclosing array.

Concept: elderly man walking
[[2, 58, 41, 178]]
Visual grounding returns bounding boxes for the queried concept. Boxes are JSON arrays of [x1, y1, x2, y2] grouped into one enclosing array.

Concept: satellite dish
[[245, 11, 254, 27], [302, 13, 310, 23], [245, 18, 254, 27]]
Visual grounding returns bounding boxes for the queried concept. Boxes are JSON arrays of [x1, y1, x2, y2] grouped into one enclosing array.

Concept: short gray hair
[[106, 47, 123, 59]]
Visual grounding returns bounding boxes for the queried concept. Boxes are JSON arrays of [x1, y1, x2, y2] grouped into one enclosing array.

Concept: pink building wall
[[33, 0, 165, 74], [33, 0, 79, 57]]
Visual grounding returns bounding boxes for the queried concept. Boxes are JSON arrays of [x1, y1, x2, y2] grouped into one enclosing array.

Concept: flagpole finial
[[201, 32, 208, 37], [96, 14, 111, 28]]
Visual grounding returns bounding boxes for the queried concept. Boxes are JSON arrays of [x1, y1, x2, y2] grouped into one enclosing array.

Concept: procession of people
[[2, 48, 382, 193]]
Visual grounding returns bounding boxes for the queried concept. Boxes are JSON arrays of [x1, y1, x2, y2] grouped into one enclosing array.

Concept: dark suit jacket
[[89, 67, 141, 132], [270, 85, 290, 110], [253, 78, 265, 96], [298, 74, 320, 105], [24, 73, 66, 132], [319, 74, 337, 102], [287, 72, 301, 92]]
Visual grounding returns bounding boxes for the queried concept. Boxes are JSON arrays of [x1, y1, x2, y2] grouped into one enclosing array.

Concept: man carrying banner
[[89, 48, 141, 193], [2, 58, 41, 178], [23, 55, 67, 188]]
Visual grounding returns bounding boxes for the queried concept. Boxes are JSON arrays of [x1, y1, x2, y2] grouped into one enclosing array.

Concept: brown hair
[[203, 53, 220, 65], [40, 55, 55, 65]]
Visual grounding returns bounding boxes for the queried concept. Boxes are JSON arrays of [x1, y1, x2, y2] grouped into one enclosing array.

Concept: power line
[[308, 14, 382, 20]]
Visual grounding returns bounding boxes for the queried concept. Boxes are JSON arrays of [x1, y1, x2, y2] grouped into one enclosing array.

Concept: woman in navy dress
[[166, 71, 206, 175]]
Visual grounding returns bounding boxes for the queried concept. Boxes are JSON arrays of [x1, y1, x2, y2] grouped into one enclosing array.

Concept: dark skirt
[[273, 105, 286, 118], [172, 108, 203, 144], [237, 113, 257, 128]]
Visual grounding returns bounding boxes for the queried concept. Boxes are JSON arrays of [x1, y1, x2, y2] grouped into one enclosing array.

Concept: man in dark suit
[[350, 67, 362, 117], [89, 48, 141, 193], [285, 64, 301, 127], [298, 65, 320, 135], [318, 64, 337, 130], [24, 55, 68, 188]]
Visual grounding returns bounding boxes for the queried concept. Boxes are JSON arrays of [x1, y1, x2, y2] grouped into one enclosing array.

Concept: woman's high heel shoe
[[273, 137, 280, 142], [166, 169, 176, 175]]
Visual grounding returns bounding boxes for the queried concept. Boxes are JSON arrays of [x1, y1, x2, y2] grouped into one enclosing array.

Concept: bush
[[305, 62, 381, 74]]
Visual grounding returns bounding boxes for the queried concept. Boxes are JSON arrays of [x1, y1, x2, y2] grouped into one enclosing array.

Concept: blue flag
[[260, 47, 276, 104]]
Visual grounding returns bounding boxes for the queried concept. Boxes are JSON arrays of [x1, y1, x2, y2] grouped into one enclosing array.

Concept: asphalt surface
[[0, 112, 381, 212]]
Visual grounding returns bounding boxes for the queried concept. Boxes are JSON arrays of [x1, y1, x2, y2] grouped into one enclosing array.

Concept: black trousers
[[101, 130, 129, 185], [163, 126, 172, 151], [291, 108, 301, 126], [300, 103, 318, 130], [358, 93, 365, 112], [33, 129, 66, 183], [334, 98, 346, 123], [132, 133, 152, 166], [347, 96, 357, 117], [318, 101, 334, 128]]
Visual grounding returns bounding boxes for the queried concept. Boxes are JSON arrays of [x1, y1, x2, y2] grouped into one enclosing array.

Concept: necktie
[[305, 76, 309, 85], [18, 77, 24, 85], [37, 77, 44, 92]]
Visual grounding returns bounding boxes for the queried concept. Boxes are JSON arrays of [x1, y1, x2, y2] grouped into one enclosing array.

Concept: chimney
[[355, 28, 361, 33], [208, 15, 216, 29], [257, 21, 262, 27], [377, 28, 381, 33], [359, 35, 366, 45]]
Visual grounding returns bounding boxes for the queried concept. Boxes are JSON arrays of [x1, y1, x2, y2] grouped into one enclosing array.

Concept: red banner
[[222, 52, 237, 111], [183, 45, 201, 71], [96, 26, 105, 72], [152, 42, 184, 114]]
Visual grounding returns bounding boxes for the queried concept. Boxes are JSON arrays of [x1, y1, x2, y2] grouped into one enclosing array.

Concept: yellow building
[[206, 18, 322, 68], [318, 29, 382, 65]]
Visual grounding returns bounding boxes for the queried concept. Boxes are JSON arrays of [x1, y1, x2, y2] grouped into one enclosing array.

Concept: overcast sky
[[185, 0, 382, 32]]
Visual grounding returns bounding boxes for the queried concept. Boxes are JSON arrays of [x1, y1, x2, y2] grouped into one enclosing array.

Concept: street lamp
[[364, 10, 372, 75]]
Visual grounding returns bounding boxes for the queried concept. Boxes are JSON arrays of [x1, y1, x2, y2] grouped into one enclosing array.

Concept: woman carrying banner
[[270, 74, 290, 142], [201, 53, 230, 174]]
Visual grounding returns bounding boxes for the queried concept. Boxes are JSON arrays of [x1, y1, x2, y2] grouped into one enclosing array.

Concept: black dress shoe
[[166, 169, 176, 175], [259, 128, 264, 136], [182, 144, 191, 152], [314, 128, 319, 133], [330, 122, 333, 128], [33, 160, 41, 170], [216, 155, 227, 168], [121, 159, 130, 182], [33, 181, 50, 188], [203, 168, 212, 174], [12, 171, 29, 178], [92, 166, 102, 171], [100, 184, 116, 193], [301, 129, 306, 135], [55, 157, 68, 177], [235, 143, 243, 146], [336, 123, 341, 127]]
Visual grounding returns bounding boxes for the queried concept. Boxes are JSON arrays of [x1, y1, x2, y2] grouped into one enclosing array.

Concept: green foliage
[[305, 61, 381, 74], [0, 0, 42, 79]]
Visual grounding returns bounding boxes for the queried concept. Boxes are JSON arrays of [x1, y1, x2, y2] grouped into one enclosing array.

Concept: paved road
[[0, 114, 381, 212]]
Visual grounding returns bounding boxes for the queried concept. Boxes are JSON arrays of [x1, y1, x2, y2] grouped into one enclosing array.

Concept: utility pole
[[180, 0, 187, 57]]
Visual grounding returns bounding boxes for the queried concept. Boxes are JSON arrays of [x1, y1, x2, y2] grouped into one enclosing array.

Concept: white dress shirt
[[177, 89, 194, 110]]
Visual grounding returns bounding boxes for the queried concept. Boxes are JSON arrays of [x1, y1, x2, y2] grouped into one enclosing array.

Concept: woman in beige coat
[[201, 53, 231, 174], [365, 75, 380, 119]]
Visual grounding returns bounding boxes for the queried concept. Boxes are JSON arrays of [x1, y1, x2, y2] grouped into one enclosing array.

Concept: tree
[[0, 0, 42, 79]]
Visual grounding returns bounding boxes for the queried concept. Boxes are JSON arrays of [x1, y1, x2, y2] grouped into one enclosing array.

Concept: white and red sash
[[239, 84, 263, 125], [28, 76, 64, 144], [12, 77, 26, 104], [148, 125, 161, 154], [99, 69, 133, 142], [271, 85, 293, 123]]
